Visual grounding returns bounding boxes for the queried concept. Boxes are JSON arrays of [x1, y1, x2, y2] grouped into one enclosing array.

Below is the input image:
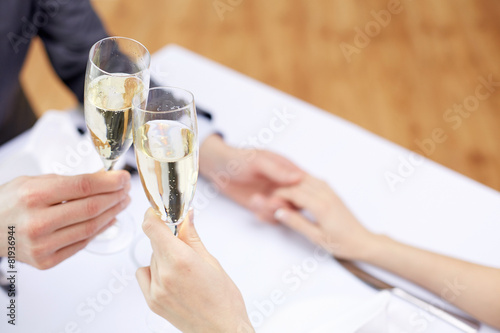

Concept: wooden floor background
[[21, 0, 500, 191]]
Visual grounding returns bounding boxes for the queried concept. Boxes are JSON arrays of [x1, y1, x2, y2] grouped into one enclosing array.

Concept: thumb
[[274, 208, 322, 245], [178, 210, 210, 258]]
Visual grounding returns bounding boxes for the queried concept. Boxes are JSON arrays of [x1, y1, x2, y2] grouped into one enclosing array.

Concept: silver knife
[[336, 258, 480, 333]]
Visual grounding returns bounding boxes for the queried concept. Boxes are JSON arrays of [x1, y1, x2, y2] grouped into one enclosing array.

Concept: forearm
[[359, 235, 500, 328]]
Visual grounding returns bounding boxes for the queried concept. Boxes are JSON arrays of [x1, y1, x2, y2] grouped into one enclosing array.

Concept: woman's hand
[[273, 174, 376, 260], [274, 174, 500, 329], [136, 209, 254, 333]]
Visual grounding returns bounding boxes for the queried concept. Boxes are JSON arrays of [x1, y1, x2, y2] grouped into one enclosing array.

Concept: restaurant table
[[0, 45, 499, 333]]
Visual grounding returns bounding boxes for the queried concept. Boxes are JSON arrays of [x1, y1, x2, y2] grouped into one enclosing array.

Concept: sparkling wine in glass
[[132, 87, 199, 236], [84, 36, 150, 253]]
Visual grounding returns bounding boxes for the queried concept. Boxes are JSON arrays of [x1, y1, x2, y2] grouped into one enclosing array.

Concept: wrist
[[341, 231, 388, 263], [199, 134, 235, 177], [354, 233, 393, 263]]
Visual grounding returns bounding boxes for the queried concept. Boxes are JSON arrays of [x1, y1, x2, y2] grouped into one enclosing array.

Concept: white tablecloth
[[0, 45, 499, 333]]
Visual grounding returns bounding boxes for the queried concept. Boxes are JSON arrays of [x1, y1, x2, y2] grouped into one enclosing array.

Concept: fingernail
[[274, 208, 287, 221], [121, 171, 131, 186], [142, 208, 153, 228], [123, 181, 131, 192]]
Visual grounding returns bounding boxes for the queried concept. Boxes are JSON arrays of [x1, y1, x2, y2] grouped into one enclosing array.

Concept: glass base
[[85, 211, 135, 254]]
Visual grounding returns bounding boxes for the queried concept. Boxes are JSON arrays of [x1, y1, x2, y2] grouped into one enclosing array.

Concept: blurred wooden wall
[[21, 0, 500, 191]]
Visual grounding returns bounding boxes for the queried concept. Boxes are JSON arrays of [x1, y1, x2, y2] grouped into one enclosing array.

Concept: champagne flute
[[84, 36, 150, 253], [132, 87, 199, 236]]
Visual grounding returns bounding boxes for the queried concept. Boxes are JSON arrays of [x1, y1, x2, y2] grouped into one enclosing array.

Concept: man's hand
[[136, 209, 254, 333], [0, 171, 131, 269], [200, 135, 304, 222]]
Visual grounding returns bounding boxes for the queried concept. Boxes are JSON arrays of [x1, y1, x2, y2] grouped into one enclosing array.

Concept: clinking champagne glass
[[132, 87, 199, 237], [84, 36, 150, 254]]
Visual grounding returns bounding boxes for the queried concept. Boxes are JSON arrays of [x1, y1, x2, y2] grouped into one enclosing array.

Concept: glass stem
[[103, 159, 118, 171], [167, 223, 179, 237]]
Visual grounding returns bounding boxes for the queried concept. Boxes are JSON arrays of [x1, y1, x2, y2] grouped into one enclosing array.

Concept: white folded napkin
[[259, 291, 468, 333], [259, 291, 389, 333], [0, 110, 111, 185], [25, 110, 103, 175]]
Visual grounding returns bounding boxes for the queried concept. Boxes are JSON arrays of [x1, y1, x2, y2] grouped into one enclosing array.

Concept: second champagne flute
[[133, 87, 199, 236], [84, 36, 150, 253]]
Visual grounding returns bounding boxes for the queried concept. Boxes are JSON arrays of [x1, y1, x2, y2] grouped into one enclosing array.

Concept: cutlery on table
[[336, 258, 480, 333]]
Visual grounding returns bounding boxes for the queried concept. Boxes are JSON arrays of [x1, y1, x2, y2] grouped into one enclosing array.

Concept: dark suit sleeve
[[37, 0, 108, 104], [37, 1, 215, 123]]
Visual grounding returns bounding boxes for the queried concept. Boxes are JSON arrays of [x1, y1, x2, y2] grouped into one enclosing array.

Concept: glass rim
[[132, 86, 195, 114], [89, 36, 151, 77]]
